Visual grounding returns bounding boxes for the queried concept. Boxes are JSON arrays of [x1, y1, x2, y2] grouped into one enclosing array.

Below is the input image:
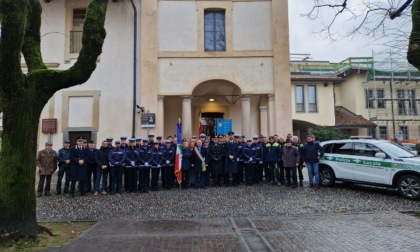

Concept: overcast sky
[[288, 1, 411, 63]]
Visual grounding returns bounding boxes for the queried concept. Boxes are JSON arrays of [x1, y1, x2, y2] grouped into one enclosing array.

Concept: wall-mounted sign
[[141, 113, 156, 128], [42, 119, 57, 134]]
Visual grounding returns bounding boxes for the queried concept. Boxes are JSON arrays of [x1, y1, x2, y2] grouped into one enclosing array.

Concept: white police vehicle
[[320, 139, 420, 200]]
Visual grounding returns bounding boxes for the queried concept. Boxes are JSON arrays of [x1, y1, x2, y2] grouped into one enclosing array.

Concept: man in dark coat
[[85, 140, 98, 193], [303, 134, 324, 188], [162, 139, 175, 190], [138, 139, 153, 193], [282, 139, 300, 188], [181, 140, 192, 189], [108, 141, 126, 194], [94, 140, 110, 195], [125, 138, 140, 193], [150, 142, 163, 191], [208, 137, 225, 186], [224, 132, 239, 186], [69, 137, 89, 197], [243, 139, 257, 186]]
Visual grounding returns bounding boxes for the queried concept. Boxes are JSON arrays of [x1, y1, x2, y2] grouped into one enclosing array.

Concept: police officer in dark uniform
[[252, 135, 263, 184], [243, 139, 257, 186], [292, 136, 305, 186], [86, 140, 98, 192], [277, 136, 287, 185], [69, 137, 89, 197], [235, 134, 245, 185], [148, 133, 155, 148], [150, 142, 163, 191], [208, 137, 225, 186], [181, 139, 192, 189], [56, 139, 71, 195], [265, 136, 281, 184], [224, 132, 239, 186], [162, 139, 175, 190], [125, 138, 140, 193], [135, 138, 142, 149], [138, 139, 152, 193], [108, 140, 126, 194]]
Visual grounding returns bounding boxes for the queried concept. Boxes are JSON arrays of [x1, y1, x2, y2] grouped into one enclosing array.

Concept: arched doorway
[[192, 80, 242, 138]]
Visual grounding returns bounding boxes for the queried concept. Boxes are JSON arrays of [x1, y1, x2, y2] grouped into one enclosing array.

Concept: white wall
[[232, 2, 272, 51], [158, 57, 274, 95], [158, 1, 198, 52]]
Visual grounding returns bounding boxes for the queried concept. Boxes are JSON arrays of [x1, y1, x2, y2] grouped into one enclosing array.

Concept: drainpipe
[[130, 0, 138, 137]]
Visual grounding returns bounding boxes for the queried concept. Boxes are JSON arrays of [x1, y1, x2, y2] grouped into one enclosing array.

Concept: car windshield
[[376, 142, 416, 158]]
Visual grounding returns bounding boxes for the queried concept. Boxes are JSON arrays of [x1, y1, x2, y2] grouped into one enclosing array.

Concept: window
[[407, 89, 417, 116], [365, 89, 385, 108], [322, 144, 333, 154], [397, 89, 406, 115], [295, 85, 305, 112], [368, 128, 376, 138], [331, 142, 353, 155], [308, 85, 317, 112], [70, 8, 86, 54], [399, 126, 409, 140], [365, 89, 374, 108], [379, 126, 387, 139], [354, 143, 380, 157], [204, 10, 226, 51], [377, 89, 385, 108]]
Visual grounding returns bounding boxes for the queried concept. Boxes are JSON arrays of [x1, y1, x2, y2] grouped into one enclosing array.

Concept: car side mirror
[[375, 152, 386, 159]]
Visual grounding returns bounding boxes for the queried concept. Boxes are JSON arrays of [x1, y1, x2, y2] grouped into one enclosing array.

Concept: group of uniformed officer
[[54, 132, 312, 196]]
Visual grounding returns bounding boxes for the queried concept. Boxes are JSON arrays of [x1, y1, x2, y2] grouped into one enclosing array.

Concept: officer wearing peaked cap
[[125, 138, 139, 193], [56, 139, 71, 195], [120, 136, 128, 149], [69, 136, 89, 197]]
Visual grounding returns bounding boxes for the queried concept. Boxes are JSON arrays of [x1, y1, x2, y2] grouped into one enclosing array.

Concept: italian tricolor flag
[[174, 144, 183, 185]]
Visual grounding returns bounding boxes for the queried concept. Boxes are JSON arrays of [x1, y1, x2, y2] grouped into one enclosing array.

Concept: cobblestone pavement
[[45, 211, 420, 252]]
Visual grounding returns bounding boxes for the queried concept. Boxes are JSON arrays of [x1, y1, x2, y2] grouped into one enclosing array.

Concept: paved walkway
[[45, 211, 420, 252]]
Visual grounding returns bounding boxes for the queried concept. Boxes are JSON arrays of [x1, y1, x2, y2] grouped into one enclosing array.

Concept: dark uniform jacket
[[243, 144, 257, 164], [224, 141, 239, 173], [125, 146, 140, 167], [151, 147, 164, 168], [138, 145, 153, 168], [208, 143, 225, 174], [163, 145, 175, 165], [181, 147, 192, 171], [265, 142, 281, 163], [57, 147, 70, 166], [108, 148, 126, 167], [69, 146, 89, 181], [86, 148, 98, 167]]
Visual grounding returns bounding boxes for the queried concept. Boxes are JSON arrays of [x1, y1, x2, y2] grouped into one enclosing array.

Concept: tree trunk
[[0, 0, 108, 236], [0, 85, 44, 236]]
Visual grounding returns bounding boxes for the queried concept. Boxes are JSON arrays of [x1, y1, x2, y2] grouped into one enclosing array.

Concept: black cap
[[115, 140, 121, 144], [156, 136, 162, 140], [129, 138, 136, 143], [286, 139, 292, 143], [106, 137, 113, 142], [89, 140, 95, 144], [64, 139, 71, 143], [120, 136, 127, 140], [228, 131, 234, 135]]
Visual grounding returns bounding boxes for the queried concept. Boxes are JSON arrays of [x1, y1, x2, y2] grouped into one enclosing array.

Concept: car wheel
[[319, 166, 335, 187], [397, 174, 420, 200]]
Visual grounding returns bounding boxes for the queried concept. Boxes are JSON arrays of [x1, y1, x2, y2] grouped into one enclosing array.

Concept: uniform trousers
[[195, 171, 206, 188], [110, 165, 124, 193], [139, 167, 150, 192], [163, 165, 173, 190], [237, 161, 244, 184], [56, 164, 70, 193], [151, 167, 160, 191], [126, 167, 138, 192], [244, 162, 255, 186]]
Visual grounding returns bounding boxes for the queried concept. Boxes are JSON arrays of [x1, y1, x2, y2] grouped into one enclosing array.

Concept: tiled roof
[[335, 106, 377, 128], [291, 73, 343, 81]]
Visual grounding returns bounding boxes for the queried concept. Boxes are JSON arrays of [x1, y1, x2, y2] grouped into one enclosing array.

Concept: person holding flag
[[191, 139, 208, 189], [174, 120, 183, 188]]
